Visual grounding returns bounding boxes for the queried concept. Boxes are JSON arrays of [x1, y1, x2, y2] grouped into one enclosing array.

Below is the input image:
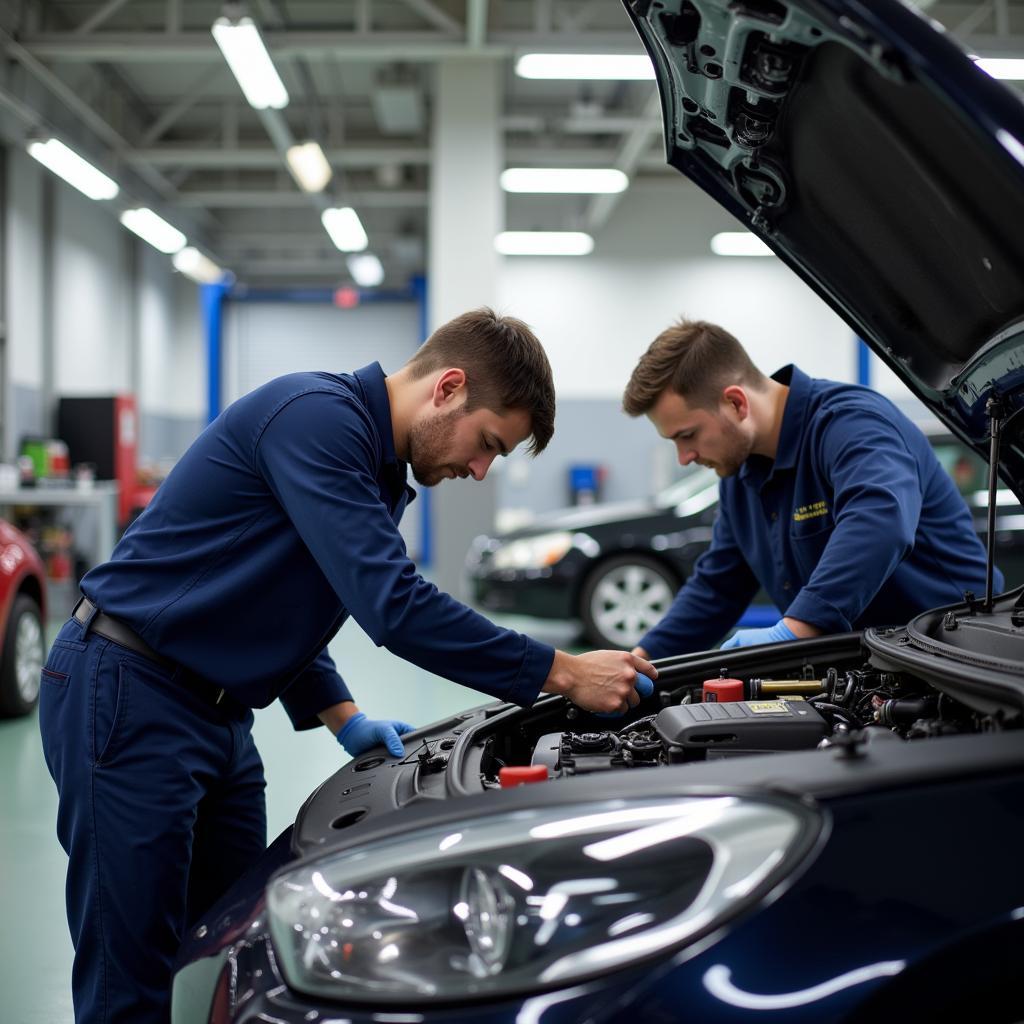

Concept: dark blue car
[[172, 1, 1024, 1019]]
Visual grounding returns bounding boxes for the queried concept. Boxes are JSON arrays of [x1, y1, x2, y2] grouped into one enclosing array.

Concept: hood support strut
[[985, 395, 1005, 613]]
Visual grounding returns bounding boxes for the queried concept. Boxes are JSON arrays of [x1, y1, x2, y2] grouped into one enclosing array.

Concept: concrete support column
[[428, 57, 502, 596]]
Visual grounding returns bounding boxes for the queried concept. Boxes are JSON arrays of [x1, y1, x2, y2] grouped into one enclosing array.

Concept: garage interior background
[[1, 2, 1023, 1017], [7, 0, 1018, 598]]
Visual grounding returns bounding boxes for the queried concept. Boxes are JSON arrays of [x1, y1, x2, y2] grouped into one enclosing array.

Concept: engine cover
[[656, 699, 828, 755]]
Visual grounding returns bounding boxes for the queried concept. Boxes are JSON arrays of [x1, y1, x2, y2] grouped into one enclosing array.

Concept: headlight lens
[[267, 796, 816, 1003], [492, 531, 574, 570]]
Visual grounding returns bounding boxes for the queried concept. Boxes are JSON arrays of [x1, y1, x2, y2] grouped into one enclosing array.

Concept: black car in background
[[468, 431, 1024, 648], [467, 467, 719, 648]]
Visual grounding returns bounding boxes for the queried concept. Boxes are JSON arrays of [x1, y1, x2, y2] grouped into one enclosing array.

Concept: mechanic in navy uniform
[[39, 308, 657, 1024], [623, 319, 998, 660]]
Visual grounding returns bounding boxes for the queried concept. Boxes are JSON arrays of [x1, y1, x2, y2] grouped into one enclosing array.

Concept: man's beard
[[703, 417, 753, 477], [408, 406, 467, 487]]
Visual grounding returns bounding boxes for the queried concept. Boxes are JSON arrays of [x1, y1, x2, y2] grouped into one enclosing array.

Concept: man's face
[[648, 388, 752, 478], [408, 401, 532, 487]]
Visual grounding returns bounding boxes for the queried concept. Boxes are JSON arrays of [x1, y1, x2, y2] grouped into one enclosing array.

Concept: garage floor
[[0, 613, 576, 1022]]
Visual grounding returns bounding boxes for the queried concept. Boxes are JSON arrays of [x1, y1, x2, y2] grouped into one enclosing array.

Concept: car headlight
[[491, 531, 574, 571], [267, 795, 818, 1003]]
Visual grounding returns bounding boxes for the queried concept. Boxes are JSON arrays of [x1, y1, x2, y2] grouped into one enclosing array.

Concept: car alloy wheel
[[0, 595, 45, 717], [580, 555, 678, 649]]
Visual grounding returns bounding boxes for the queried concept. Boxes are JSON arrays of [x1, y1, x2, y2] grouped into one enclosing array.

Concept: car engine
[[478, 657, 996, 786]]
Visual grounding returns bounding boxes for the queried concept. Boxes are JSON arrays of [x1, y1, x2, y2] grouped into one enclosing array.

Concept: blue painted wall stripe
[[857, 336, 871, 388], [201, 282, 228, 425], [411, 275, 432, 568]]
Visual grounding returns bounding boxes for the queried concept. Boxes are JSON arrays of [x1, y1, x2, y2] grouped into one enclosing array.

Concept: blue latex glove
[[721, 619, 797, 650], [337, 712, 415, 758], [596, 673, 656, 718]]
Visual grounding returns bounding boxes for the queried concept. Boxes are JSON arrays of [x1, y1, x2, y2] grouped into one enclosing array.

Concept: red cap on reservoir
[[499, 766, 549, 788], [703, 678, 745, 702]]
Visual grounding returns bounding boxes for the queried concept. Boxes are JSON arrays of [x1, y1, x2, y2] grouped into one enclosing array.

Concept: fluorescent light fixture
[[710, 231, 773, 257], [321, 207, 368, 252], [211, 16, 289, 109], [500, 168, 629, 194], [286, 141, 333, 192], [495, 231, 594, 256], [516, 53, 655, 80], [974, 57, 1024, 81], [347, 253, 384, 287], [172, 247, 226, 284], [119, 208, 187, 254], [26, 139, 119, 200]]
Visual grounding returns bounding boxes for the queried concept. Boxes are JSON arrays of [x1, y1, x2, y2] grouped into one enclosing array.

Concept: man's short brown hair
[[407, 308, 555, 454], [622, 319, 766, 416]]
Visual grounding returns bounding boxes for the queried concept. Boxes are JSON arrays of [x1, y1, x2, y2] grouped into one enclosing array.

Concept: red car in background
[[0, 518, 47, 716]]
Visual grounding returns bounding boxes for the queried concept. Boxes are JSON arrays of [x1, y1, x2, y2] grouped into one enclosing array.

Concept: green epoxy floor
[[0, 614, 577, 1023]]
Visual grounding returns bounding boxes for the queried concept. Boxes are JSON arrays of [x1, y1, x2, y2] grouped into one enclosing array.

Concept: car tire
[[0, 594, 46, 717], [580, 555, 679, 650]]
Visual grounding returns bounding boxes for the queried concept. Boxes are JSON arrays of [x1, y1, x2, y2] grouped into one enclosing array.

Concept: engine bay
[[478, 649, 1006, 787]]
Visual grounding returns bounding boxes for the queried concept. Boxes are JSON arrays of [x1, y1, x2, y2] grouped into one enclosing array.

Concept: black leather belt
[[73, 597, 244, 716]]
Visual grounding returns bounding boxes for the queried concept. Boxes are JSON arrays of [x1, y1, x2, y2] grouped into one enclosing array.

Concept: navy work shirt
[[82, 363, 556, 728], [639, 366, 999, 659]]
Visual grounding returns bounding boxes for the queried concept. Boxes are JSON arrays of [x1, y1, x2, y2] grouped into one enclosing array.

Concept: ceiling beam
[[18, 29, 639, 62], [959, 31, 1024, 54], [178, 189, 428, 208], [75, 0, 134, 35], [130, 142, 668, 169], [467, 0, 488, 49], [584, 91, 665, 233], [0, 24, 190, 205], [132, 144, 431, 168], [139, 66, 222, 145], [399, 0, 462, 36]]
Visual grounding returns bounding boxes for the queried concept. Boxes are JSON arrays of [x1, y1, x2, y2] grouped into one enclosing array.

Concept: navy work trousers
[[39, 613, 267, 1024]]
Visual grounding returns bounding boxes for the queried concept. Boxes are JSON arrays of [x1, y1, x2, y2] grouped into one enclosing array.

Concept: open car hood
[[626, 0, 1024, 497]]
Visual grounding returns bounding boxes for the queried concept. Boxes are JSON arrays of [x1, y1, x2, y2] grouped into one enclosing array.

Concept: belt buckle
[[215, 687, 225, 705]]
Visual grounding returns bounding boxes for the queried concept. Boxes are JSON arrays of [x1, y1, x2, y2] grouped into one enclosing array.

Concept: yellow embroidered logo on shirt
[[793, 499, 829, 522]]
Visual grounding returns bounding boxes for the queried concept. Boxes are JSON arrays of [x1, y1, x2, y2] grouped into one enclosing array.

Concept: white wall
[[138, 247, 205, 420], [53, 184, 132, 394], [497, 179, 862, 398], [224, 300, 420, 403], [6, 150, 45, 390]]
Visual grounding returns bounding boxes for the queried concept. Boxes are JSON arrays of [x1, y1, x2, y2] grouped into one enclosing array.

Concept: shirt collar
[[769, 364, 810, 472], [738, 364, 810, 485], [352, 361, 401, 467], [352, 361, 417, 506]]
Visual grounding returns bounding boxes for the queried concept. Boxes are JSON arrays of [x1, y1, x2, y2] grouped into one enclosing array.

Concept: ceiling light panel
[[286, 142, 333, 193], [212, 16, 289, 110], [120, 209, 187, 254], [321, 207, 368, 252], [347, 254, 384, 287], [495, 232, 594, 256], [710, 232, 774, 256], [974, 57, 1024, 81], [26, 139, 119, 201], [515, 53, 655, 80], [173, 247, 227, 284], [501, 168, 629, 194]]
